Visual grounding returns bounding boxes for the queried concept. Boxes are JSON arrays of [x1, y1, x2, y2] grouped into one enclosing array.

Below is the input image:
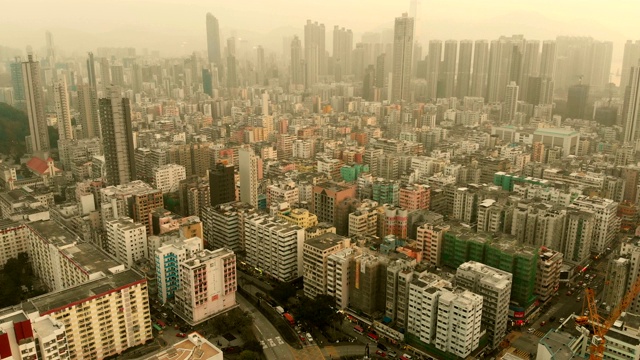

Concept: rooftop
[[534, 128, 580, 136], [305, 233, 349, 250], [28, 269, 145, 315], [146, 333, 221, 360]]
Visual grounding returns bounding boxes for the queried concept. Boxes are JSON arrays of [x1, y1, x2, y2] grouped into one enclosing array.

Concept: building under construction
[[442, 225, 538, 310]]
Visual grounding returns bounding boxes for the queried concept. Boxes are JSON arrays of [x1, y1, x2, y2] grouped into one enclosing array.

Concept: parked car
[[540, 321, 546, 326], [528, 328, 535, 333], [377, 343, 388, 351], [176, 333, 187, 338], [376, 350, 387, 357], [387, 351, 397, 358]]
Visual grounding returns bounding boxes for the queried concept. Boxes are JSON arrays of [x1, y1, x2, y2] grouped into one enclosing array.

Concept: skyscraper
[[519, 40, 540, 101], [456, 40, 473, 98], [441, 40, 458, 98], [256, 45, 265, 85], [624, 61, 640, 143], [425, 40, 442, 100], [486, 36, 523, 103], [202, 69, 213, 96], [391, 13, 414, 102], [22, 55, 50, 153], [539, 40, 556, 80], [470, 40, 489, 98], [304, 20, 326, 87], [53, 78, 73, 142], [566, 83, 589, 119], [375, 53, 386, 89], [502, 81, 519, 123], [621, 40, 640, 91], [239, 147, 259, 207], [87, 52, 97, 88], [99, 86, 136, 185], [209, 162, 235, 206], [206, 13, 222, 65], [333, 26, 353, 76], [77, 84, 100, 139], [291, 36, 304, 86], [9, 59, 24, 107], [362, 65, 376, 101]]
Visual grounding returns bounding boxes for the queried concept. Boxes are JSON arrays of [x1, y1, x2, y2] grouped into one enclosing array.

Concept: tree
[[270, 282, 297, 304], [243, 339, 262, 353], [238, 350, 259, 360], [294, 295, 339, 329]]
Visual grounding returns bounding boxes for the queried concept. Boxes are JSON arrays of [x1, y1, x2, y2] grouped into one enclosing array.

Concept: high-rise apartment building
[[302, 233, 350, 298], [53, 78, 73, 142], [99, 86, 136, 186], [622, 41, 640, 91], [206, 13, 222, 65], [456, 261, 512, 350], [456, 40, 473, 98], [304, 20, 326, 87], [569, 195, 619, 253], [22, 55, 50, 153], [106, 217, 147, 267], [536, 248, 563, 302], [407, 273, 483, 358], [327, 247, 358, 309], [333, 26, 353, 76], [243, 213, 305, 282], [77, 83, 100, 139], [239, 147, 259, 208], [425, 40, 442, 100], [175, 248, 237, 325], [27, 270, 152, 360], [391, 13, 414, 102], [624, 60, 640, 143], [209, 162, 235, 206], [470, 40, 489, 98], [290, 36, 304, 87], [9, 59, 25, 107], [313, 181, 357, 227], [153, 164, 186, 193], [441, 40, 457, 98], [155, 237, 203, 303], [416, 218, 449, 266], [201, 201, 255, 251], [0, 310, 69, 360], [503, 81, 519, 123]]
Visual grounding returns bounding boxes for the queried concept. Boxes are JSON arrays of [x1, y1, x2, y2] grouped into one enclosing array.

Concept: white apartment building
[[27, 270, 152, 360], [175, 249, 237, 325], [0, 220, 29, 268], [435, 289, 483, 358], [569, 195, 619, 253], [239, 147, 259, 208], [27, 220, 125, 292], [106, 217, 147, 267], [155, 237, 203, 304], [564, 210, 595, 265], [536, 249, 563, 302], [243, 213, 305, 282], [302, 233, 350, 298], [407, 273, 483, 359], [153, 164, 186, 193], [266, 180, 299, 207], [201, 202, 255, 252], [407, 273, 452, 344], [0, 310, 69, 360], [327, 247, 358, 309], [456, 261, 512, 350], [293, 139, 314, 159]]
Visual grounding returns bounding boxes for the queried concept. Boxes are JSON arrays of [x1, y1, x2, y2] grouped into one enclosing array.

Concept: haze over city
[[1, 0, 638, 77], [0, 1, 640, 360]]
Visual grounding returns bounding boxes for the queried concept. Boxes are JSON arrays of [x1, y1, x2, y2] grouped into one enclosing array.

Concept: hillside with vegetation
[[0, 103, 28, 159]]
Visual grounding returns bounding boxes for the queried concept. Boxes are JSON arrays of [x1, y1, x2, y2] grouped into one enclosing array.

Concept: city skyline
[[1, 1, 637, 81]]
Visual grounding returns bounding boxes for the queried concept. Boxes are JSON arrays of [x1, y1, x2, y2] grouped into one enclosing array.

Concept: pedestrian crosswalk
[[260, 336, 285, 349], [511, 347, 531, 359]]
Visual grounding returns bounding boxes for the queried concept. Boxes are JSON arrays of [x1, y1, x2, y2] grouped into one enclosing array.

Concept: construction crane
[[583, 273, 640, 359]]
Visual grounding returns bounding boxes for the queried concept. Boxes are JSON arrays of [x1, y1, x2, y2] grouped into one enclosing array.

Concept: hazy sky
[[1, 0, 638, 68]]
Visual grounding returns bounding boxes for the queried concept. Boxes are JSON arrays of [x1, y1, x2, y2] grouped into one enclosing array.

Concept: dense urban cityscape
[[0, 1, 639, 359]]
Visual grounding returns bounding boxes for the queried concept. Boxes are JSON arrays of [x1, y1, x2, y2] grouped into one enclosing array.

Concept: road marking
[[268, 338, 276, 347], [261, 340, 267, 349], [276, 336, 284, 345]]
